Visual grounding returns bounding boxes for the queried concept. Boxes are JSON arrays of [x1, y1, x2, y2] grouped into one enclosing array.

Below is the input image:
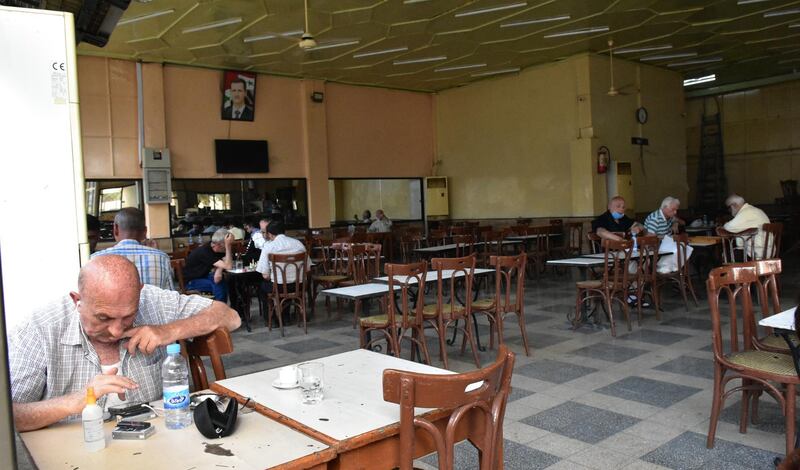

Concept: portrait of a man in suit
[[222, 72, 256, 121]]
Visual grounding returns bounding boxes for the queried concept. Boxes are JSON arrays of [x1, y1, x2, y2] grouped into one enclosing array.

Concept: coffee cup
[[278, 366, 298, 386]]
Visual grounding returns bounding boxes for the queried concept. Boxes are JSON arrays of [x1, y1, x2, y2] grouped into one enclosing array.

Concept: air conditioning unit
[[425, 176, 449, 217]]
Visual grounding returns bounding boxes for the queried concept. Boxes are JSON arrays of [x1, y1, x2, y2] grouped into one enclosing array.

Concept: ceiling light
[[790, 23, 800, 28], [667, 57, 723, 67], [763, 8, 800, 17], [471, 67, 521, 77], [403, 0, 432, 3], [683, 74, 716, 86], [543, 26, 609, 38], [455, 2, 527, 18], [117, 9, 174, 26], [779, 58, 800, 64], [500, 15, 570, 28], [353, 46, 408, 58], [738, 55, 770, 63], [737, 0, 771, 4], [182, 17, 242, 34], [435, 63, 486, 72], [393, 56, 447, 65], [640, 52, 697, 61], [615, 44, 672, 54], [243, 30, 303, 43], [307, 40, 360, 51]]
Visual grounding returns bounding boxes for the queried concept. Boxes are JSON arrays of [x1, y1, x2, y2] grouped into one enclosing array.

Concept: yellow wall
[[329, 179, 419, 222], [686, 80, 800, 205]]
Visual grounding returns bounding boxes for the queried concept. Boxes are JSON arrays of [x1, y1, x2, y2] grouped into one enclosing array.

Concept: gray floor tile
[[569, 343, 650, 363], [508, 386, 535, 403], [595, 377, 702, 408], [273, 338, 343, 354], [616, 329, 692, 346], [221, 351, 271, 369], [525, 332, 571, 349], [515, 359, 598, 384], [641, 431, 780, 470], [421, 439, 560, 470], [653, 356, 715, 380], [659, 317, 714, 330], [521, 401, 640, 444], [720, 399, 785, 434]]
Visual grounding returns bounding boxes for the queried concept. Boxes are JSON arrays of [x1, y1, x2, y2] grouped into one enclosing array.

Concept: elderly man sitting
[[644, 196, 691, 273], [723, 194, 770, 259], [8, 255, 240, 431], [591, 196, 645, 241], [368, 209, 392, 233], [183, 229, 234, 301]]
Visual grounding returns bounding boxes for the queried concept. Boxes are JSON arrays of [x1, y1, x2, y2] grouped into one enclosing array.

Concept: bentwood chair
[[452, 234, 477, 258], [311, 239, 351, 316], [423, 254, 480, 369], [472, 253, 531, 356], [656, 233, 699, 312], [574, 239, 633, 337], [717, 227, 758, 263], [267, 252, 308, 336], [634, 235, 661, 323], [478, 230, 504, 267], [181, 328, 233, 391], [399, 234, 423, 263], [550, 222, 583, 259], [359, 262, 430, 364], [382, 345, 515, 470], [171, 258, 187, 294], [428, 229, 449, 247], [750, 259, 796, 354], [524, 226, 550, 279], [762, 222, 783, 260], [706, 264, 800, 456]]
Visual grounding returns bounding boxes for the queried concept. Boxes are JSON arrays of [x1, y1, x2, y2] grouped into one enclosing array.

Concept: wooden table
[[19, 400, 335, 470], [225, 268, 263, 332], [212, 349, 486, 469]]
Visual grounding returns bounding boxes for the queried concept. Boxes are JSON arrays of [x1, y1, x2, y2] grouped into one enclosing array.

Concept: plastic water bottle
[[632, 232, 638, 252], [162, 343, 192, 429], [188, 233, 194, 245]]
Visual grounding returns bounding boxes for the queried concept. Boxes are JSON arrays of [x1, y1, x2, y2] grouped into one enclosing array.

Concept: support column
[[300, 80, 331, 228], [140, 63, 170, 240]]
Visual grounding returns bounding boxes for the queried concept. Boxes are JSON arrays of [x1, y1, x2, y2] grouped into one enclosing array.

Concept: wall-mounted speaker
[[310, 91, 324, 103]]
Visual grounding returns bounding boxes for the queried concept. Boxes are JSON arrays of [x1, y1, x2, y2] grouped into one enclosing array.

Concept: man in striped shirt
[[644, 196, 684, 236], [92, 208, 174, 290]]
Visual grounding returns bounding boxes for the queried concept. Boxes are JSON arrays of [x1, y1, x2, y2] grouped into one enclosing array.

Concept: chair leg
[[739, 379, 751, 434], [573, 288, 583, 330], [678, 276, 691, 312], [652, 281, 662, 321], [353, 299, 361, 329], [438, 318, 449, 369], [686, 273, 700, 306], [416, 327, 431, 365], [516, 311, 531, 356], [359, 325, 367, 349], [707, 365, 724, 449], [464, 317, 481, 368], [606, 294, 617, 337], [786, 383, 797, 455]]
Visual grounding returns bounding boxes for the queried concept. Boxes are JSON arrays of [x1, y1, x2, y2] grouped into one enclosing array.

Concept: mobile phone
[[108, 403, 157, 422], [112, 421, 155, 440]]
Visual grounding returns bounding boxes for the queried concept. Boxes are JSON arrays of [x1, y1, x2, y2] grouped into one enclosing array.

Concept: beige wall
[[329, 178, 420, 222], [686, 80, 800, 206]]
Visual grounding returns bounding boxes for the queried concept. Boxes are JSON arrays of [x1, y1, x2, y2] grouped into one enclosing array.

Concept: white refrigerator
[[0, 6, 89, 330]]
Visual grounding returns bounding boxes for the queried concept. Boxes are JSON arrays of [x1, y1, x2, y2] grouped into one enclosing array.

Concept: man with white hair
[[723, 194, 770, 259], [183, 228, 234, 301], [644, 197, 690, 273], [368, 209, 392, 233]]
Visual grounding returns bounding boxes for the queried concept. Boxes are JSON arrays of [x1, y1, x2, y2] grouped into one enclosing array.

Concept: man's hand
[[78, 368, 138, 412], [224, 232, 234, 247], [122, 325, 174, 356], [630, 224, 644, 235]]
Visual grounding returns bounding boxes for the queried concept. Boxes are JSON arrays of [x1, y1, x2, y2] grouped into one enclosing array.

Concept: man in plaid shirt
[[92, 207, 174, 290], [8, 255, 240, 431]]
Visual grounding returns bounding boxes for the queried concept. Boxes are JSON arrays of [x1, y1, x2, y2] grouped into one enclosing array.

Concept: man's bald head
[[78, 255, 141, 303]]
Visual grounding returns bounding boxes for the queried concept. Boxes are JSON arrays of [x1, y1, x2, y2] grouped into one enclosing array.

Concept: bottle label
[[163, 385, 189, 410], [83, 417, 104, 442]]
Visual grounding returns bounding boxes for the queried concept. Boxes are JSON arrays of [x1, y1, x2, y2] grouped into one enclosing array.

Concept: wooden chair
[[181, 328, 233, 391], [706, 263, 800, 456], [452, 234, 476, 258], [171, 258, 187, 294], [399, 234, 423, 263], [656, 233, 699, 311], [267, 252, 309, 336], [382, 345, 515, 470], [524, 226, 550, 279], [341, 244, 383, 327], [573, 239, 633, 337], [717, 227, 758, 263], [587, 232, 603, 254], [515, 217, 532, 226], [634, 235, 661, 323], [424, 255, 480, 369], [472, 253, 531, 356], [762, 222, 783, 259], [311, 240, 351, 316], [751, 259, 795, 354], [550, 222, 583, 259], [360, 262, 430, 364], [428, 229, 449, 247], [478, 230, 504, 267]]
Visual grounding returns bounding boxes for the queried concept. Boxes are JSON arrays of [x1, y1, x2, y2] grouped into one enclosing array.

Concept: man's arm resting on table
[[596, 227, 623, 241], [124, 301, 240, 355]]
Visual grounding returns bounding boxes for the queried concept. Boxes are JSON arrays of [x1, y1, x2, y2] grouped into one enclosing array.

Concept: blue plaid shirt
[[92, 239, 175, 290]]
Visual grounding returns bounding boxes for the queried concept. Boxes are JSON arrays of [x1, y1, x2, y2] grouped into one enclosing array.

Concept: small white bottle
[[82, 387, 105, 452]]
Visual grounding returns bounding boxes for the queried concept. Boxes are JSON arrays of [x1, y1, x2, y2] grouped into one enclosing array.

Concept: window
[[197, 193, 232, 211], [99, 187, 123, 212]]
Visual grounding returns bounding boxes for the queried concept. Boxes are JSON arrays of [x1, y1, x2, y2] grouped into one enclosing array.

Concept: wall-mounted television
[[215, 139, 269, 173]]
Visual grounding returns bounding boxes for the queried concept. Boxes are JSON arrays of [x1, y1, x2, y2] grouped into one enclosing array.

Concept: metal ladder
[[695, 98, 727, 212]]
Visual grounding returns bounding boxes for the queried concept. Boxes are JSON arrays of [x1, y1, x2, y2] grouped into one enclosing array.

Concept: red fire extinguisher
[[597, 146, 610, 174]]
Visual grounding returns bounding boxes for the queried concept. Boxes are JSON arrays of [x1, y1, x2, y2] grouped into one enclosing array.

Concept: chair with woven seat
[[706, 263, 800, 455], [573, 239, 633, 337], [340, 243, 383, 327], [423, 254, 480, 369], [472, 253, 530, 356], [181, 328, 233, 391], [634, 235, 661, 323], [749, 259, 797, 354], [382, 345, 515, 470], [452, 234, 476, 258], [550, 222, 583, 259], [267, 252, 309, 336], [399, 234, 423, 263], [478, 230, 504, 267], [524, 226, 550, 279], [311, 240, 351, 316], [360, 262, 429, 364], [717, 227, 758, 263], [762, 222, 783, 260], [656, 233, 699, 312]]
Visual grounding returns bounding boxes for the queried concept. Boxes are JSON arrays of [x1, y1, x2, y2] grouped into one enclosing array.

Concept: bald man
[[8, 255, 240, 431]]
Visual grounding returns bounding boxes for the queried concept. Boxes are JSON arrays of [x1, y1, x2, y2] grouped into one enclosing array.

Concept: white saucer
[[272, 379, 299, 390]]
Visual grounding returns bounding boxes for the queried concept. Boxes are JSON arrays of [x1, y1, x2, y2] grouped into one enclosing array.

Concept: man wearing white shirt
[[368, 209, 392, 233], [256, 221, 307, 291], [723, 194, 770, 259]]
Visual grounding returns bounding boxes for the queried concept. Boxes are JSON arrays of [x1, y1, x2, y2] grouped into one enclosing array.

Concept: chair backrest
[[602, 239, 633, 293], [706, 264, 759, 357], [431, 254, 476, 320], [429, 229, 449, 246], [171, 258, 187, 293], [351, 232, 368, 243], [672, 233, 693, 276], [489, 253, 526, 315], [399, 234, 422, 263], [753, 258, 782, 319], [269, 251, 308, 293], [452, 234, 476, 257], [636, 236, 659, 282], [717, 227, 758, 263], [450, 226, 469, 236], [762, 222, 783, 259], [181, 328, 234, 391], [780, 179, 798, 198], [346, 244, 369, 285], [565, 222, 583, 254], [386, 261, 427, 329], [528, 226, 550, 252], [364, 242, 383, 280], [382, 345, 515, 470], [481, 230, 504, 258], [587, 232, 602, 254]]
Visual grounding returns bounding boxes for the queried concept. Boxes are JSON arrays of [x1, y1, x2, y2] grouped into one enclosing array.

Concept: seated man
[[591, 196, 645, 242], [723, 194, 770, 259], [256, 221, 307, 294], [225, 218, 245, 241], [368, 209, 392, 233], [183, 229, 233, 301], [86, 214, 101, 254], [8, 255, 240, 431], [644, 196, 691, 273], [92, 207, 174, 290]]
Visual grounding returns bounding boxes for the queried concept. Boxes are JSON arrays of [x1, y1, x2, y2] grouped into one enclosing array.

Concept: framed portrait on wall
[[221, 70, 256, 121]]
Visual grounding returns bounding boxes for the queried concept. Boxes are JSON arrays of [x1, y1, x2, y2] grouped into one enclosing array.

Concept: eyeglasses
[[239, 396, 256, 414]]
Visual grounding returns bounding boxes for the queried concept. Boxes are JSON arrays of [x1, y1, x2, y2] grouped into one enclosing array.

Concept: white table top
[[546, 257, 605, 267], [414, 240, 520, 253], [505, 233, 561, 240], [582, 250, 673, 259], [759, 307, 796, 330], [373, 268, 494, 284], [321, 283, 399, 299], [214, 349, 452, 442], [20, 400, 332, 470]]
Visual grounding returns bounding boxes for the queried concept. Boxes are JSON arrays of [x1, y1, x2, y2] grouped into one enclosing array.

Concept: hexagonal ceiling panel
[[72, 0, 800, 92]]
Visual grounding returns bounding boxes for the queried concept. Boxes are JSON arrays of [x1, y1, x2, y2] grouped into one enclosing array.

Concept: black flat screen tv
[[215, 139, 269, 173]]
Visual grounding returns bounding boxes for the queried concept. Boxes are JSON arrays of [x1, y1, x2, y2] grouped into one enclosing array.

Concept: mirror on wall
[[85, 180, 143, 240], [328, 178, 423, 225]]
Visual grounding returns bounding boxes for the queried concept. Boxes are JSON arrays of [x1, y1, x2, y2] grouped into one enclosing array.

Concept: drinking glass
[[235, 259, 244, 270], [298, 362, 324, 405]]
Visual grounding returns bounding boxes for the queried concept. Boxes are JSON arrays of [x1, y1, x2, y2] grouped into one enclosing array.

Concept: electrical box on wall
[[142, 148, 171, 204], [425, 176, 449, 216]]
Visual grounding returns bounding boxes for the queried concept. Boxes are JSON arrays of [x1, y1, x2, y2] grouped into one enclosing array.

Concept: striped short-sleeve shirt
[[644, 209, 673, 237], [92, 239, 175, 290]]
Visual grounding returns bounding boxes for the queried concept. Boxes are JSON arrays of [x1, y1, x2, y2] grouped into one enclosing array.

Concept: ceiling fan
[[299, 0, 317, 49], [606, 39, 635, 96]]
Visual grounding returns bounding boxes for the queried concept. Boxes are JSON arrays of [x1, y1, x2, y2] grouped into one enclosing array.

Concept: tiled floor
[[14, 256, 798, 469]]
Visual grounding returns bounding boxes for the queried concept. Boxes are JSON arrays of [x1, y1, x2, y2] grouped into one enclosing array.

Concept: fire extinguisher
[[597, 146, 610, 174]]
